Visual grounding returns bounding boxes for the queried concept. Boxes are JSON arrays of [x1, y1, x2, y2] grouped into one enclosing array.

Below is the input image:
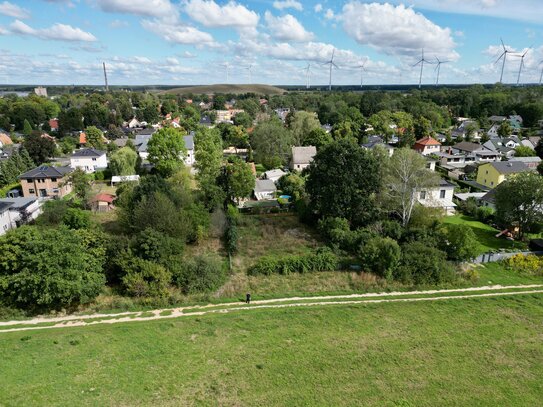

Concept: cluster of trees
[[0, 147, 34, 188]]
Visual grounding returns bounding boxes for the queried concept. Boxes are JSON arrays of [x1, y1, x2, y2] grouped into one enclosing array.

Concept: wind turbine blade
[[331, 49, 335, 60], [494, 52, 506, 64], [412, 60, 422, 67], [332, 62, 339, 69], [500, 37, 506, 50]]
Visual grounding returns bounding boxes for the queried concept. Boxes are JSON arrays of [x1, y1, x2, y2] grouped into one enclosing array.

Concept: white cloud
[[314, 4, 323, 13], [9, 20, 97, 42], [166, 57, 179, 65], [265, 11, 314, 42], [109, 19, 129, 28], [184, 0, 259, 30], [273, 0, 303, 11], [141, 18, 214, 45], [0, 26, 8, 35], [96, 0, 176, 18], [0, 1, 30, 19], [324, 9, 335, 19], [178, 51, 197, 58], [340, 2, 458, 61]]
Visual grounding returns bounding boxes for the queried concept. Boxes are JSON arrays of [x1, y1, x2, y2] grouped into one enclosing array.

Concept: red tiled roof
[[414, 136, 441, 146], [0, 133, 13, 145], [92, 193, 115, 203], [79, 132, 86, 144], [49, 119, 59, 130]]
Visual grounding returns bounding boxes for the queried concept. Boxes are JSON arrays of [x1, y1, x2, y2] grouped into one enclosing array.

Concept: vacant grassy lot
[[443, 215, 527, 254], [1, 294, 542, 406]]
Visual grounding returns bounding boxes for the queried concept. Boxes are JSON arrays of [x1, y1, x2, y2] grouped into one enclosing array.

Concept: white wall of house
[[0, 209, 12, 235], [70, 154, 107, 173], [184, 148, 195, 166], [417, 186, 456, 215]]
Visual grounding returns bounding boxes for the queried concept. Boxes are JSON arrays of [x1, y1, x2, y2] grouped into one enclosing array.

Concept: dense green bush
[[131, 228, 184, 265], [36, 199, 69, 226], [475, 206, 494, 223], [171, 255, 226, 294], [395, 242, 456, 285], [318, 217, 376, 252], [359, 236, 401, 280], [119, 254, 172, 298], [62, 207, 92, 229], [248, 248, 338, 276], [0, 226, 106, 311], [439, 224, 478, 262]]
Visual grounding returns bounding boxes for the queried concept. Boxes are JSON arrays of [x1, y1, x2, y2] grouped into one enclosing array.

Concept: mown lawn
[[477, 262, 543, 286], [443, 215, 527, 254], [1, 295, 542, 406]]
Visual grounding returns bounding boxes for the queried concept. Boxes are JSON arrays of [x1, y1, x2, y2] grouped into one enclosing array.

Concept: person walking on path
[[246, 293, 251, 304]]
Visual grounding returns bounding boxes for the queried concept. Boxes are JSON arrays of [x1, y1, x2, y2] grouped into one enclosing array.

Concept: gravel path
[[1, 284, 542, 333]]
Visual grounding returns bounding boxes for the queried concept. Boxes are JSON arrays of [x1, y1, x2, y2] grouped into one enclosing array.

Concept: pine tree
[[23, 119, 33, 136]]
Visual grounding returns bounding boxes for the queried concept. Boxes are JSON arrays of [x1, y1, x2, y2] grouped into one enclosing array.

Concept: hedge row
[[248, 249, 338, 276]]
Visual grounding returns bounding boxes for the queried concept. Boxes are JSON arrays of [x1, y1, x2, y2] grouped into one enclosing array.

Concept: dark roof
[[487, 161, 529, 174], [184, 134, 194, 150], [19, 165, 72, 180], [439, 179, 455, 188], [199, 116, 212, 125], [71, 148, 105, 158], [0, 201, 13, 213], [453, 141, 485, 152], [0, 197, 37, 210], [481, 188, 496, 204], [135, 128, 156, 136]]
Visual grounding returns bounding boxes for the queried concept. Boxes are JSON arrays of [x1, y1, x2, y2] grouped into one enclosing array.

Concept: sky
[[0, 0, 542, 86]]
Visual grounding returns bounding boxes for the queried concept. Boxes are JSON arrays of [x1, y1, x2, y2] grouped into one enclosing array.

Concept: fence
[[474, 251, 543, 264]]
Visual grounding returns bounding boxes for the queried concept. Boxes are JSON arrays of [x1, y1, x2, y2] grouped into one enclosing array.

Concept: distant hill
[[162, 84, 286, 95]]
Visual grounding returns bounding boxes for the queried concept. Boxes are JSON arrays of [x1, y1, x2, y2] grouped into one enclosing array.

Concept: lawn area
[[1, 294, 542, 406], [477, 262, 543, 286], [443, 215, 527, 254]]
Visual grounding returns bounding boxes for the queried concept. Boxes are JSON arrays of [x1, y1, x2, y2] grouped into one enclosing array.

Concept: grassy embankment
[[1, 294, 542, 406]]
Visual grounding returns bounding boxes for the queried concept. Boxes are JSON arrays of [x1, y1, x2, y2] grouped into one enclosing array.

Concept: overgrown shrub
[[171, 255, 226, 294], [318, 217, 376, 252], [62, 207, 92, 229], [475, 206, 494, 223], [120, 255, 172, 298], [395, 242, 456, 285], [248, 248, 338, 276], [131, 228, 184, 265], [358, 236, 401, 280], [439, 223, 478, 262]]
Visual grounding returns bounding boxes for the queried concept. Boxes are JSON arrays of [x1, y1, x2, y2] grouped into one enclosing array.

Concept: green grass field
[[1, 294, 542, 406], [443, 215, 527, 254]]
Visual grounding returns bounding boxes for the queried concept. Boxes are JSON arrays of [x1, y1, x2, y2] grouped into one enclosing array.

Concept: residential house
[[0, 202, 12, 235], [199, 115, 213, 128], [126, 117, 141, 128], [49, 118, 59, 132], [435, 151, 473, 169], [454, 192, 487, 202], [520, 139, 536, 150], [480, 188, 497, 210], [417, 179, 456, 215], [184, 133, 195, 166], [70, 149, 107, 173], [134, 133, 154, 160], [451, 120, 480, 140], [362, 136, 395, 157], [254, 179, 276, 201], [34, 86, 47, 97], [483, 139, 515, 159], [111, 175, 140, 185], [215, 109, 244, 123], [0, 132, 13, 148], [291, 146, 317, 171], [263, 169, 287, 183], [19, 165, 73, 198], [413, 136, 441, 156], [452, 141, 501, 162], [90, 193, 115, 212], [476, 161, 531, 189], [113, 137, 129, 148], [0, 197, 42, 231], [509, 156, 542, 169], [275, 108, 290, 122]]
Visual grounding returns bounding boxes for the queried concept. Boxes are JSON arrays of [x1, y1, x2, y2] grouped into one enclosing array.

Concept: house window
[[491, 181, 494, 186], [51, 178, 57, 182], [420, 191, 426, 199], [485, 170, 488, 174], [440, 190, 446, 199], [29, 188, 35, 194], [92, 158, 97, 161], [26, 179, 32, 184]]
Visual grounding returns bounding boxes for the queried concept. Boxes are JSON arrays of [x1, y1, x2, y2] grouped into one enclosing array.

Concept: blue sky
[[0, 0, 542, 86]]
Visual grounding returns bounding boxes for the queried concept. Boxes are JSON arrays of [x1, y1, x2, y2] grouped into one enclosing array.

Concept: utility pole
[[103, 62, 109, 92]]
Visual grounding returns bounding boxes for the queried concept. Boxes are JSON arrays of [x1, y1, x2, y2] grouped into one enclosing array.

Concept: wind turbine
[[322, 49, 338, 91], [303, 62, 312, 89], [412, 49, 433, 89], [434, 57, 449, 86], [512, 47, 531, 85], [221, 62, 230, 83], [539, 61, 543, 85], [358, 60, 367, 88], [495, 38, 513, 83], [245, 64, 254, 83]]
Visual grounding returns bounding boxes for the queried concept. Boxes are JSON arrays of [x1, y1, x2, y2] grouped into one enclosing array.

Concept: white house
[[0, 197, 42, 234], [263, 169, 287, 183], [0, 201, 12, 235], [126, 117, 141, 128], [70, 149, 107, 173], [254, 179, 276, 201], [417, 179, 456, 215], [291, 146, 317, 171], [184, 134, 195, 166]]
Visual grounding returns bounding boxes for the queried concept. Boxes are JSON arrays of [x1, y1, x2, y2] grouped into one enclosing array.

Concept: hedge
[[248, 249, 338, 276]]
